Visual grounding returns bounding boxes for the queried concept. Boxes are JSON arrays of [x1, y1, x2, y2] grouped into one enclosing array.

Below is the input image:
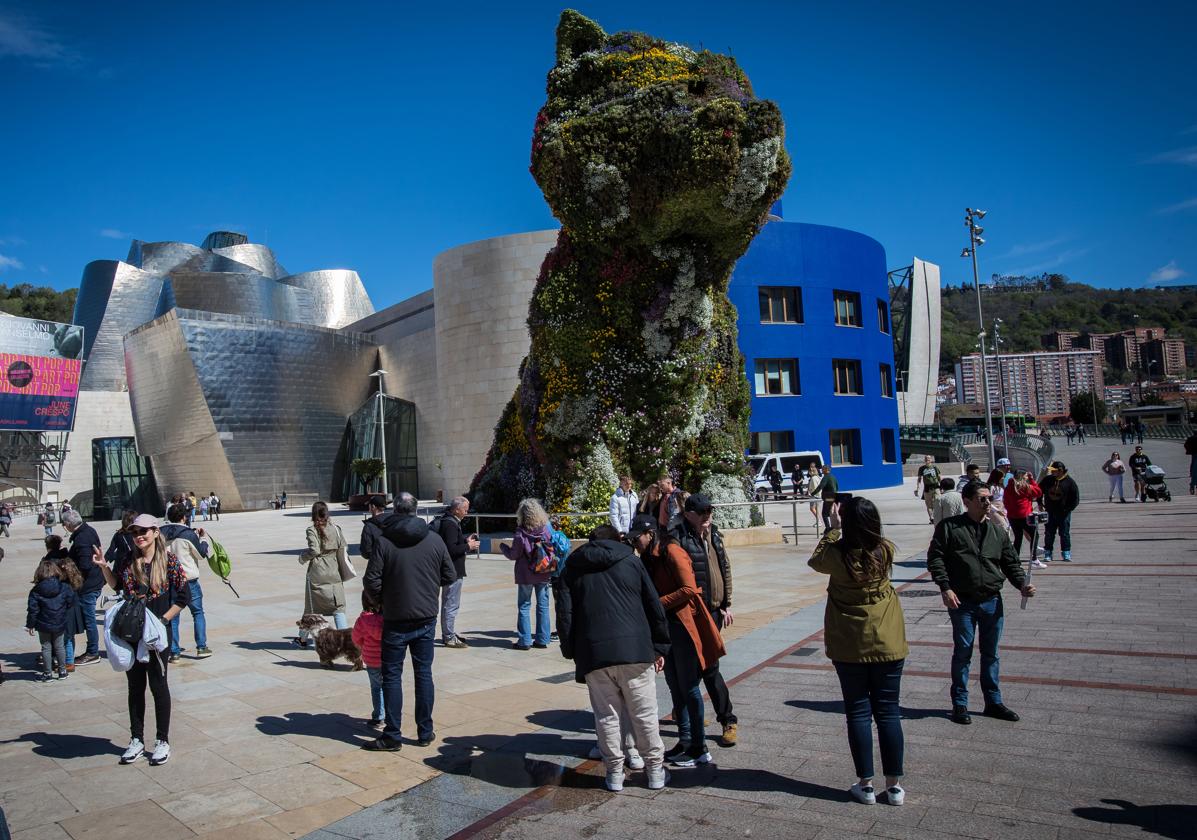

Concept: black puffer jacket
[[362, 513, 456, 624], [69, 523, 105, 594], [555, 539, 670, 683], [669, 519, 733, 613], [433, 514, 470, 579], [27, 577, 76, 634]]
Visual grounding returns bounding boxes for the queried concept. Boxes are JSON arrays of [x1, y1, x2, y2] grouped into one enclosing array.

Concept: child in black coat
[[26, 560, 75, 681]]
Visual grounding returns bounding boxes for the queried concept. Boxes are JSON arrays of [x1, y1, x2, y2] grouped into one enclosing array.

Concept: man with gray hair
[[62, 508, 105, 664], [362, 491, 456, 751], [432, 496, 479, 649]]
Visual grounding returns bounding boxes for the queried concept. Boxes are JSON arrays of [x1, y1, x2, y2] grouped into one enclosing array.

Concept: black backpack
[[111, 596, 147, 647]]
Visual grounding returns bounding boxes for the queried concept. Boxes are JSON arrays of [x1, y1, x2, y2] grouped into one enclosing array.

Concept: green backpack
[[207, 538, 240, 598]]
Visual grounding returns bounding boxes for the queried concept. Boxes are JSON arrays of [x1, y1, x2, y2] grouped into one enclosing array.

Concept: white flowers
[[584, 162, 630, 229], [700, 472, 752, 530], [724, 136, 782, 212]]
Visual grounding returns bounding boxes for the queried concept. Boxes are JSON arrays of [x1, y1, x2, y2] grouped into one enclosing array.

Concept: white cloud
[[0, 11, 77, 66], [0, 235, 25, 246], [0, 253, 24, 271], [1003, 248, 1090, 276], [1147, 260, 1186, 284], [1146, 146, 1197, 166], [1157, 197, 1197, 215], [995, 236, 1069, 260], [38, 264, 48, 274], [99, 228, 129, 239]]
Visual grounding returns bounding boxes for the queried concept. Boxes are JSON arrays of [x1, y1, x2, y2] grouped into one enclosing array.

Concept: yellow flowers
[[602, 47, 697, 88]]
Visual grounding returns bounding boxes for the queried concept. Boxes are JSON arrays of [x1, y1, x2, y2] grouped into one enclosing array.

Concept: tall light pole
[[993, 317, 1010, 459], [369, 369, 389, 500], [962, 207, 996, 469]]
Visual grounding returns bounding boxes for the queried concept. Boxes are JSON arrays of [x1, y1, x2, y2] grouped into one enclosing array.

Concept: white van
[[747, 451, 825, 500]]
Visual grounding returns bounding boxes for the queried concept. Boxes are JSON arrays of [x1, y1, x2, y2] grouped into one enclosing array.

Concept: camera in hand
[[1031, 511, 1049, 524]]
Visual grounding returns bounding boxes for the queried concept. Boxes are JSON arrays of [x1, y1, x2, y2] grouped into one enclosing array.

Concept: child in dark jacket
[[27, 560, 76, 681], [351, 591, 385, 729]]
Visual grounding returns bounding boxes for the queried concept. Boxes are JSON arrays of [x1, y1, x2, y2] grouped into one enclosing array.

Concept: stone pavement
[[307, 485, 1197, 840], [1, 473, 1192, 840]]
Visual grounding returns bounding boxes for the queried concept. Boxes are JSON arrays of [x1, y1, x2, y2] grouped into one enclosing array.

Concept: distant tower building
[[887, 258, 941, 425], [1041, 330, 1079, 351]]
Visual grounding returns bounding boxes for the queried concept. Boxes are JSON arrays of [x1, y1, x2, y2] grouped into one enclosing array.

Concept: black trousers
[[704, 608, 737, 725], [821, 500, 835, 530], [127, 655, 171, 743]]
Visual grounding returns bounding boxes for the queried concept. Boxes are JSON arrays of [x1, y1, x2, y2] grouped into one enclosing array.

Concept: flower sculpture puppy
[[470, 11, 791, 530]]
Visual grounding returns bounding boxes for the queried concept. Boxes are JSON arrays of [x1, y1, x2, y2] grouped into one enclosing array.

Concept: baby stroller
[[1141, 465, 1172, 502]]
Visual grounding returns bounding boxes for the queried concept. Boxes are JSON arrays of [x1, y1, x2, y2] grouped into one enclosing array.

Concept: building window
[[880, 363, 894, 398], [834, 290, 862, 327], [754, 359, 800, 396], [832, 359, 863, 395], [758, 286, 803, 324], [881, 429, 896, 463], [830, 429, 861, 465], [877, 299, 890, 333], [751, 431, 794, 453]]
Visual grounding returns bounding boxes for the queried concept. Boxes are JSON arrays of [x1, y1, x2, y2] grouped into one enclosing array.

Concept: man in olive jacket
[[927, 482, 1036, 726]]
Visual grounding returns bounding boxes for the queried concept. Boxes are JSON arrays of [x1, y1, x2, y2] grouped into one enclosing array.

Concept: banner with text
[[0, 316, 84, 431]]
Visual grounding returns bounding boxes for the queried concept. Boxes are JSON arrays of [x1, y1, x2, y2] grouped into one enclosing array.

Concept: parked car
[[747, 451, 824, 500]]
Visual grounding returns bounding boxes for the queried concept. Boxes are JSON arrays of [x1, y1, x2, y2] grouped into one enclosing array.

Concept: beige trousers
[[585, 662, 664, 773]]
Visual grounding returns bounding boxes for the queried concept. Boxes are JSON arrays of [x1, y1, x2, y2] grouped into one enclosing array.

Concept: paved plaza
[[0, 437, 1193, 839]]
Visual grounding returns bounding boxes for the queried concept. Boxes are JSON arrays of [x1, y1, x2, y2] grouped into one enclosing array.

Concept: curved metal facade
[[281, 270, 374, 329], [729, 221, 903, 490], [75, 260, 166, 391]]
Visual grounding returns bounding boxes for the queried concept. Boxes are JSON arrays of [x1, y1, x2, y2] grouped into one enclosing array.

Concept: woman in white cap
[[94, 513, 190, 767]]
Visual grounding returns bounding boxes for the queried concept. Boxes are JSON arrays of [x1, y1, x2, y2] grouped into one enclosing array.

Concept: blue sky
[[1, 1, 1194, 308]]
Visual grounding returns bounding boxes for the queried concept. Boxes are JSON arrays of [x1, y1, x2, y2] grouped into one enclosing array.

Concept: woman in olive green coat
[[296, 501, 352, 647], [808, 496, 909, 807]]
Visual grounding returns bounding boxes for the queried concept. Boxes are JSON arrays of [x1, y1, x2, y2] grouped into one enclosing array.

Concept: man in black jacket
[[557, 524, 671, 792], [1038, 460, 1080, 562], [62, 509, 104, 664], [361, 492, 456, 752], [668, 494, 739, 747], [433, 496, 479, 649], [927, 482, 1036, 725]]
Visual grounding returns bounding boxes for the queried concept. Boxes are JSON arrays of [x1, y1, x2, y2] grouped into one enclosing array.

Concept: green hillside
[[938, 276, 1197, 377], [0, 283, 77, 324]]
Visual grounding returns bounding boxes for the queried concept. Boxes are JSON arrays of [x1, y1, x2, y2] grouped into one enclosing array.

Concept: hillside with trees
[[938, 275, 1197, 376], [0, 283, 77, 324]]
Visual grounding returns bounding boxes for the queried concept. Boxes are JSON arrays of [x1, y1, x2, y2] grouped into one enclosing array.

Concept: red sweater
[[352, 612, 384, 668], [1004, 480, 1042, 519]]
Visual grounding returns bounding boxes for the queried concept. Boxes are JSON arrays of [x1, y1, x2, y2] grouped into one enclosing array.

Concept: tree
[[350, 458, 385, 494], [1070, 392, 1107, 424]]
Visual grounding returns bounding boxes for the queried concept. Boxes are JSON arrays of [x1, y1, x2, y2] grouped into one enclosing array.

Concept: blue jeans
[[381, 619, 435, 741], [1044, 512, 1071, 553], [79, 589, 100, 657], [516, 583, 550, 646], [663, 620, 706, 750], [441, 579, 463, 641], [833, 660, 905, 779], [366, 666, 386, 721], [949, 595, 1004, 707], [169, 580, 208, 654], [65, 635, 75, 666]]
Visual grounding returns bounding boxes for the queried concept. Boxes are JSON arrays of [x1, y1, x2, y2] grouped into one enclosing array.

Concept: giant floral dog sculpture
[[470, 11, 791, 530]]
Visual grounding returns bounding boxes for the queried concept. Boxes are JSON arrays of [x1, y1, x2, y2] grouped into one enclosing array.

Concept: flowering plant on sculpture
[[469, 10, 790, 535]]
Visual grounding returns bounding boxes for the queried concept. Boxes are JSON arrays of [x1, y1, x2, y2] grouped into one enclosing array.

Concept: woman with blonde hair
[[94, 514, 189, 767], [501, 498, 554, 650], [296, 501, 351, 648]]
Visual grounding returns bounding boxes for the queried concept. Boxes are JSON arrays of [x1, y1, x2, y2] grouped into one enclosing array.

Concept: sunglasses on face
[[130, 527, 156, 537], [973, 497, 992, 506]]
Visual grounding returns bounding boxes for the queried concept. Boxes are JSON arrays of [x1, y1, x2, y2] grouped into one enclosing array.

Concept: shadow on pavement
[[1073, 799, 1197, 840], [231, 639, 301, 652], [255, 710, 371, 746], [696, 768, 848, 801], [460, 630, 523, 650], [525, 709, 594, 733], [3, 731, 119, 759], [785, 698, 946, 720]]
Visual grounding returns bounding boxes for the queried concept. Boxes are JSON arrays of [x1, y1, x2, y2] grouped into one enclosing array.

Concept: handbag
[[336, 525, 357, 581]]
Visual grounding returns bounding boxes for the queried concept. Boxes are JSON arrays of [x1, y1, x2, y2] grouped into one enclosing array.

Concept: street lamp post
[[993, 318, 1010, 459], [369, 369, 389, 501], [962, 208, 996, 469]]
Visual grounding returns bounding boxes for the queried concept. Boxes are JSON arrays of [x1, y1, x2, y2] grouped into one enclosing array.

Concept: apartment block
[[956, 349, 1104, 418]]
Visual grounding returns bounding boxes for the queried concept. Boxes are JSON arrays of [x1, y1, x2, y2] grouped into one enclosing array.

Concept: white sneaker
[[850, 782, 876, 804], [886, 785, 905, 806], [1031, 559, 1047, 569], [588, 744, 602, 760], [148, 739, 171, 766], [626, 748, 645, 770], [120, 738, 144, 764], [605, 768, 624, 792], [646, 766, 669, 790]]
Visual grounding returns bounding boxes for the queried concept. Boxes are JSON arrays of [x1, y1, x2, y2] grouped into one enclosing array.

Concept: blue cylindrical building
[[730, 217, 903, 490]]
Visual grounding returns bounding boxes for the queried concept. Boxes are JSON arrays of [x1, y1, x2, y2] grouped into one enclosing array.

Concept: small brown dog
[[295, 614, 363, 670]]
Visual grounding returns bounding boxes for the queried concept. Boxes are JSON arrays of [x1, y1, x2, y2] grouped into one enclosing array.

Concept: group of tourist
[[166, 491, 221, 525]]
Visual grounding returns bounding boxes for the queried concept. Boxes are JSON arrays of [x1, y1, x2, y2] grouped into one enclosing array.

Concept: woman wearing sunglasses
[[94, 514, 190, 767]]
